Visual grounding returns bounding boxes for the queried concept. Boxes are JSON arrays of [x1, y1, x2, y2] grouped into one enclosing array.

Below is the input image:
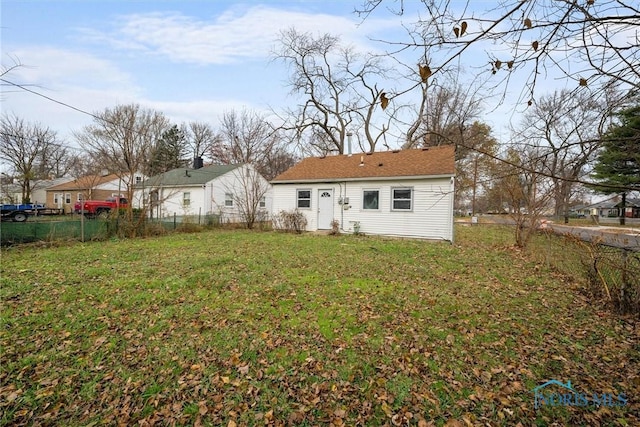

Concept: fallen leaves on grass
[[1, 228, 638, 425]]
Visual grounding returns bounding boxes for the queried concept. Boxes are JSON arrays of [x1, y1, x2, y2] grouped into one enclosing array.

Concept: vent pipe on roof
[[347, 132, 353, 156]]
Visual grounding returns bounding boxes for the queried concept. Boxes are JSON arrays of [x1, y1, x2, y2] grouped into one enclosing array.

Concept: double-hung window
[[183, 192, 191, 206], [363, 190, 379, 210], [297, 189, 311, 209], [225, 193, 234, 207], [391, 187, 413, 211]]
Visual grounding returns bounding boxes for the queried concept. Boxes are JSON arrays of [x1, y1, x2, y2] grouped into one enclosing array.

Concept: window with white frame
[[77, 193, 83, 201], [54, 193, 60, 204], [65, 193, 71, 204], [363, 190, 379, 210], [391, 187, 413, 211], [225, 193, 234, 207], [296, 189, 311, 209], [259, 196, 266, 209], [183, 192, 191, 206]]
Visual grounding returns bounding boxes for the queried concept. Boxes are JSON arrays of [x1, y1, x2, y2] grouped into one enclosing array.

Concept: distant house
[[31, 178, 74, 205], [136, 163, 272, 222], [582, 199, 635, 219], [45, 174, 139, 213], [0, 177, 73, 205], [0, 181, 23, 204], [616, 198, 640, 218], [271, 146, 456, 241]]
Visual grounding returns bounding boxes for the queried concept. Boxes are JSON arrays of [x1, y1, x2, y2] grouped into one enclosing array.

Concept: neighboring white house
[[0, 177, 73, 205], [0, 181, 23, 204], [136, 163, 272, 222], [271, 146, 456, 241]]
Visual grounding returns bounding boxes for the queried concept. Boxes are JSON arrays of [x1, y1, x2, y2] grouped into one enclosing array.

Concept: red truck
[[74, 197, 128, 217]]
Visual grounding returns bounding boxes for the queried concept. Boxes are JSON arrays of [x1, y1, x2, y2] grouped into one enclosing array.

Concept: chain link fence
[[0, 213, 271, 245], [1, 219, 109, 245], [531, 230, 640, 315]]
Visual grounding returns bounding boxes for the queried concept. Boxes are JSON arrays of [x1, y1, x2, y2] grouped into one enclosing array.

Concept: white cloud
[[79, 5, 398, 65], [5, 46, 137, 91], [2, 46, 143, 141]]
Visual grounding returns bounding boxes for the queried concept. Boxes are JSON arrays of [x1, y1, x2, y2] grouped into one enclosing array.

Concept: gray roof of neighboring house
[[138, 164, 242, 188], [585, 198, 640, 209], [588, 201, 617, 209], [615, 198, 640, 208], [32, 177, 74, 190]]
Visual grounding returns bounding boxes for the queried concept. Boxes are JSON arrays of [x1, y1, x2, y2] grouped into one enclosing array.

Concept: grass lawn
[[1, 225, 638, 426]]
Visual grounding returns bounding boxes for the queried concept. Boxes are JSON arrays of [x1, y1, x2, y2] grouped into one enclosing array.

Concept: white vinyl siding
[[271, 177, 454, 241], [135, 164, 272, 222]]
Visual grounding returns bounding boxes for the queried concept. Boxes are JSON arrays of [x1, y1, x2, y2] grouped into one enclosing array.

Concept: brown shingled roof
[[47, 174, 120, 191], [272, 146, 455, 183]]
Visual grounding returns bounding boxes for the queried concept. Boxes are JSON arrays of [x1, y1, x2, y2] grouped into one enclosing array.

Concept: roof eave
[[271, 173, 455, 185]]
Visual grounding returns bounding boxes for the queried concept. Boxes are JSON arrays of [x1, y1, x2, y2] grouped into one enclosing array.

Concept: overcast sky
[[2, 0, 552, 155]]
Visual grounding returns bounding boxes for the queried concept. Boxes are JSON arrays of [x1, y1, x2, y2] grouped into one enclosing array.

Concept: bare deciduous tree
[[182, 121, 218, 164], [226, 165, 271, 230], [513, 89, 621, 222], [75, 104, 170, 223], [356, 0, 639, 103], [213, 108, 295, 180], [492, 146, 554, 248], [275, 28, 395, 154], [403, 80, 484, 158], [0, 114, 62, 203], [454, 121, 499, 215]]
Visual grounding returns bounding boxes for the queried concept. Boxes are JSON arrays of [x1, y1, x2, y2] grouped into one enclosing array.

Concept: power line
[[1, 78, 105, 122]]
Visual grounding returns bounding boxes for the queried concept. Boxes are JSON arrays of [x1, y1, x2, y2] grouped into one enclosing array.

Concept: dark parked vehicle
[[1, 203, 63, 222]]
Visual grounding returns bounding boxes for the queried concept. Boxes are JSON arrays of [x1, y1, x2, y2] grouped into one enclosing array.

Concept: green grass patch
[[1, 225, 638, 425]]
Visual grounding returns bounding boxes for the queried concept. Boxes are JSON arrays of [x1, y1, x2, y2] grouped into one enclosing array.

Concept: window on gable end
[[225, 193, 234, 207]]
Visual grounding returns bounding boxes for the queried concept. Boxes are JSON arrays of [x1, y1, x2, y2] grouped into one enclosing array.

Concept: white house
[[137, 163, 272, 222], [271, 146, 456, 241]]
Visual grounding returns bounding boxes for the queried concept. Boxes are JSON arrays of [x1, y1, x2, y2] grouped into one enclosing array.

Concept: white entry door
[[54, 193, 63, 209], [317, 189, 334, 230]]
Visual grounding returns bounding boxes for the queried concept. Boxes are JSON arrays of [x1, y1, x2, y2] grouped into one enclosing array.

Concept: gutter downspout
[[338, 181, 348, 232], [450, 176, 455, 244]]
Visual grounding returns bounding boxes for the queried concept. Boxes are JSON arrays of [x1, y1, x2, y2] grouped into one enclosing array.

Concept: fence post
[[173, 212, 177, 230], [621, 249, 628, 312]]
